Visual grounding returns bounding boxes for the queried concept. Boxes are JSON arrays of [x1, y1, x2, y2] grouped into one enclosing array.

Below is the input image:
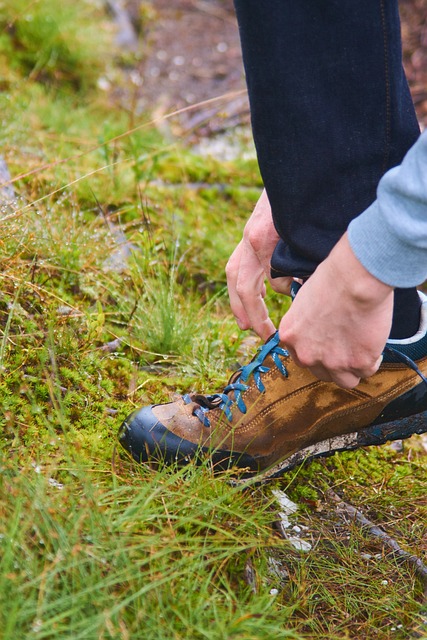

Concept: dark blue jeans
[[233, 0, 421, 337]]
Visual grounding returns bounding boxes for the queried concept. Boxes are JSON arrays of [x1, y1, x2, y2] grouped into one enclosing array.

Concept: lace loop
[[383, 346, 427, 387]]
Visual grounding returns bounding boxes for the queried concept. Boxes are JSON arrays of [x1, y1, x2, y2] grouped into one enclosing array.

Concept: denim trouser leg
[[234, 0, 420, 276], [233, 0, 421, 337]]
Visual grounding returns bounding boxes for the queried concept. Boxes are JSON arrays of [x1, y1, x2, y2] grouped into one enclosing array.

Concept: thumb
[[269, 276, 294, 295]]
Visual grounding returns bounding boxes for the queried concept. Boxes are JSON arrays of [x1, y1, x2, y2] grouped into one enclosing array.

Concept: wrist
[[325, 233, 393, 307]]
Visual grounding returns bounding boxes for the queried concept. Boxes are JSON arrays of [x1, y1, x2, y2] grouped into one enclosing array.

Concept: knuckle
[[323, 355, 342, 371], [298, 356, 313, 369], [280, 327, 295, 347], [244, 226, 263, 252], [225, 260, 236, 280], [235, 280, 249, 299], [361, 363, 379, 379], [350, 353, 379, 377]]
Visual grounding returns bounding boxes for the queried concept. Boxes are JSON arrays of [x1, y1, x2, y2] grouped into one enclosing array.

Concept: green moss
[[0, 0, 111, 90], [0, 2, 425, 637]]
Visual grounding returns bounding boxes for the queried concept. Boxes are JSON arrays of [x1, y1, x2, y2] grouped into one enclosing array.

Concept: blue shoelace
[[183, 332, 288, 428], [383, 345, 427, 385]]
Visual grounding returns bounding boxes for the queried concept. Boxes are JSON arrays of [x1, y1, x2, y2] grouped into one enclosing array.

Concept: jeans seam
[[380, 0, 392, 174]]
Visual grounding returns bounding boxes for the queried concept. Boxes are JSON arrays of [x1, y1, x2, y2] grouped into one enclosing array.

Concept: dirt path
[[115, 0, 427, 139], [116, 0, 249, 142]]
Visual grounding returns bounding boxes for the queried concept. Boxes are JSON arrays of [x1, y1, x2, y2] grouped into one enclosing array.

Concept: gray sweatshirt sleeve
[[348, 130, 427, 288]]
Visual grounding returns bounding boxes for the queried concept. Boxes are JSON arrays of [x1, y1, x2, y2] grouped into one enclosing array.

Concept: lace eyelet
[[187, 332, 289, 426]]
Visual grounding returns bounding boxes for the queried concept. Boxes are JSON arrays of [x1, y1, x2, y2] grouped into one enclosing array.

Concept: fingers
[[277, 245, 393, 390], [286, 345, 384, 389], [305, 366, 361, 389], [226, 241, 276, 341], [225, 189, 292, 340], [226, 241, 247, 325]]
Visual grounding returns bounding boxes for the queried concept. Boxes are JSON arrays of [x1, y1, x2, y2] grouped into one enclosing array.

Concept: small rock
[[267, 555, 289, 585], [57, 305, 76, 316], [287, 537, 312, 552], [100, 337, 122, 353], [102, 225, 139, 273], [271, 490, 298, 515], [389, 439, 403, 452]]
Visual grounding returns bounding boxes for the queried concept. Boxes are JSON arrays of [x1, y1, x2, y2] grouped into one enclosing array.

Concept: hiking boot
[[118, 295, 427, 480]]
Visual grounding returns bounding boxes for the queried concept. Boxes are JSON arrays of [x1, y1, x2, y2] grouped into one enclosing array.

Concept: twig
[[189, 0, 236, 23], [147, 179, 256, 193], [243, 555, 258, 594], [100, 337, 123, 353], [327, 489, 427, 599]]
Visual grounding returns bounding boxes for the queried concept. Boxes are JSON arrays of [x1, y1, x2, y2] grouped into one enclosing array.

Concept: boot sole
[[239, 409, 427, 484]]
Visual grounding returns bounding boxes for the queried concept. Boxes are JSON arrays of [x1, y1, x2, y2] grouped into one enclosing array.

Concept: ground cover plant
[[0, 1, 426, 638]]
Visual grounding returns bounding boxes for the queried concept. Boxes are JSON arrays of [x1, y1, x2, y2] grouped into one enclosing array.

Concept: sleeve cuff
[[348, 200, 427, 288]]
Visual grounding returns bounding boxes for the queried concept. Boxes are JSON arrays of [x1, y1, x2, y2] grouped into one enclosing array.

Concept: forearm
[[348, 130, 427, 288]]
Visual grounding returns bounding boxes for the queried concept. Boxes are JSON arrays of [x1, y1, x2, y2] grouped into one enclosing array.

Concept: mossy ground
[[0, 2, 426, 639]]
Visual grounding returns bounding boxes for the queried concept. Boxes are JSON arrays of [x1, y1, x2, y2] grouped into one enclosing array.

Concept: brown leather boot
[[118, 328, 427, 480]]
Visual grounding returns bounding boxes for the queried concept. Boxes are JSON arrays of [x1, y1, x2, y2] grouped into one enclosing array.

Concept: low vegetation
[[0, 2, 426, 638]]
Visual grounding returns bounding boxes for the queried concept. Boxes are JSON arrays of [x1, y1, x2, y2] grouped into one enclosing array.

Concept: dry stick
[[189, 0, 237, 23], [327, 489, 427, 599]]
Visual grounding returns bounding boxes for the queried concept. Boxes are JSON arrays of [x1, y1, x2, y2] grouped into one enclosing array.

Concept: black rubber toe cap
[[118, 405, 201, 465], [118, 405, 260, 472]]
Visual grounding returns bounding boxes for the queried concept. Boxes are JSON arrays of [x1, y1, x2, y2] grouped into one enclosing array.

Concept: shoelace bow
[[183, 332, 288, 427]]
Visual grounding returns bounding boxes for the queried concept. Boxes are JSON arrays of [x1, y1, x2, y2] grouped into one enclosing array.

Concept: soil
[[118, 0, 427, 138], [400, 0, 427, 126]]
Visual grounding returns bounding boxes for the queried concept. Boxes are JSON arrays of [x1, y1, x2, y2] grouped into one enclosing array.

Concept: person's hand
[[226, 189, 293, 340], [279, 233, 394, 389]]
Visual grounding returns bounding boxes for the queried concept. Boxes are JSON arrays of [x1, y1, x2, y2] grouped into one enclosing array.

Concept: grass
[[0, 458, 297, 640], [0, 1, 426, 638]]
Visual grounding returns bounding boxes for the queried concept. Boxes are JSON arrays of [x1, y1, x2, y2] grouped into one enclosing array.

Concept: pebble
[[287, 537, 312, 552]]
